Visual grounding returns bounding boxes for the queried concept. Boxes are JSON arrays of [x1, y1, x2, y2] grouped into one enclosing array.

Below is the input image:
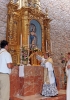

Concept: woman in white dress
[[36, 52, 58, 97]]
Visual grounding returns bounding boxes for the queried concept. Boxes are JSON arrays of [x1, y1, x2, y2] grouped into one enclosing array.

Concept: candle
[[20, 34, 22, 65], [28, 34, 29, 49], [20, 34, 22, 47], [28, 34, 29, 63], [46, 40, 47, 51]]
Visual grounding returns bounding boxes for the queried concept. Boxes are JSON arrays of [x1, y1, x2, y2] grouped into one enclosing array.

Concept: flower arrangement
[[30, 46, 40, 52], [33, 47, 39, 52], [22, 47, 28, 61]]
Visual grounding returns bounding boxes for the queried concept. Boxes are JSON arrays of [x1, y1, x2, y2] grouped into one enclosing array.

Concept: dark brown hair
[[46, 52, 49, 57], [1, 40, 8, 48]]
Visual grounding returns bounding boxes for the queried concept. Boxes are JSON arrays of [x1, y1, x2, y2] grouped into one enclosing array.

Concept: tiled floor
[[14, 90, 66, 100]]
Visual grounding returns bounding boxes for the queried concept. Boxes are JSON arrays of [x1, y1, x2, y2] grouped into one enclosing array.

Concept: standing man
[[66, 52, 70, 100], [36, 52, 58, 97], [0, 40, 13, 100]]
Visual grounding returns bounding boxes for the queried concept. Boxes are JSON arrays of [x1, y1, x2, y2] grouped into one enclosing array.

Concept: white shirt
[[0, 48, 12, 74], [36, 55, 46, 66], [45, 62, 53, 71], [66, 60, 70, 76]]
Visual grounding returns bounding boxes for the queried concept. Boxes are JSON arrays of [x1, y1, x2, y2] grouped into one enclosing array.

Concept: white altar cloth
[[19, 65, 24, 77]]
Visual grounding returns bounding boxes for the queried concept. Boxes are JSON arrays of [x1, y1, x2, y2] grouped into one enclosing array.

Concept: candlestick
[[46, 40, 47, 51], [20, 34, 22, 48], [20, 34, 22, 65], [28, 33, 29, 60]]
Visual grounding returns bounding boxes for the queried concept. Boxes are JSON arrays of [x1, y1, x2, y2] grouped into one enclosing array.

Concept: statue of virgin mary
[[29, 23, 37, 49]]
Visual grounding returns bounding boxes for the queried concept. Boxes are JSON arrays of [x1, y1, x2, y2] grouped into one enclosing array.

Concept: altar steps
[[13, 90, 66, 100]]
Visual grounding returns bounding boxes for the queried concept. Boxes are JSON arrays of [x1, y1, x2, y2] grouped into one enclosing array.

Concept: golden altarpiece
[[6, 0, 51, 65]]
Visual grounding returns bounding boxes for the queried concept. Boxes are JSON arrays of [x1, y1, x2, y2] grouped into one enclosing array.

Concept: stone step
[[14, 94, 66, 100], [11, 90, 66, 100]]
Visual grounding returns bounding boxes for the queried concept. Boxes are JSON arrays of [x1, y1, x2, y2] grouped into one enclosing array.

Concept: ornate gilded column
[[7, 2, 20, 64], [21, 8, 29, 48], [41, 22, 45, 53]]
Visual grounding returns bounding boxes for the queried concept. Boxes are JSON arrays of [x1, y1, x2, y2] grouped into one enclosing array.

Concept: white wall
[[40, 0, 70, 65]]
